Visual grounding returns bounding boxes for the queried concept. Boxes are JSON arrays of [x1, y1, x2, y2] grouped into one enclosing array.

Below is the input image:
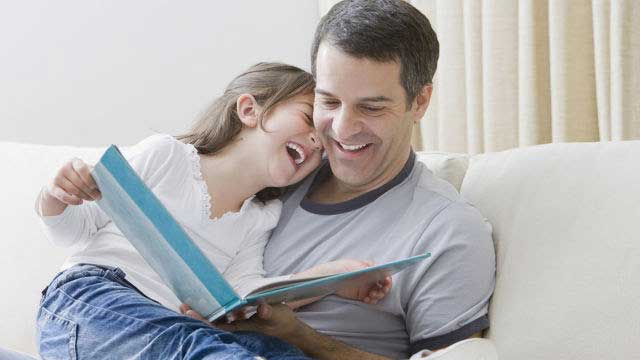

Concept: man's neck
[[308, 150, 413, 205]]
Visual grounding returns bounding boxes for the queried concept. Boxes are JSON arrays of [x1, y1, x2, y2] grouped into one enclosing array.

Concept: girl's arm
[[223, 219, 391, 313], [36, 134, 178, 248], [222, 226, 273, 298], [35, 158, 110, 247]]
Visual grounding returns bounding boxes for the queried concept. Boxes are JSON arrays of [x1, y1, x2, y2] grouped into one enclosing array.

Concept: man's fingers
[[256, 304, 273, 320], [185, 309, 208, 322], [179, 303, 191, 314], [179, 303, 211, 324]]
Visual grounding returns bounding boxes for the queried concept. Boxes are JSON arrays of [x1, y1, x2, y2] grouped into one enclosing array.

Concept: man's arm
[[181, 303, 482, 359], [254, 307, 484, 359], [271, 310, 389, 360], [182, 303, 389, 360]]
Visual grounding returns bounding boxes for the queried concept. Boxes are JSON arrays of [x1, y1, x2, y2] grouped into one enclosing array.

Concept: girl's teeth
[[341, 143, 367, 151], [286, 143, 306, 165]]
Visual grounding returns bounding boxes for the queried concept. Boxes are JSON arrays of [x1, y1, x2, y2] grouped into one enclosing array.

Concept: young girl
[[36, 63, 390, 360]]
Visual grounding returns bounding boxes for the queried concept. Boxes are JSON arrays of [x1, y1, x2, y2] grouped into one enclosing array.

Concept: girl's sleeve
[[223, 200, 291, 297], [38, 134, 178, 248], [38, 199, 110, 248]]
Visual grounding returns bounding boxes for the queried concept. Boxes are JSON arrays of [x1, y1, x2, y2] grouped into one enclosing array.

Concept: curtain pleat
[[518, 0, 552, 147], [464, 0, 485, 154]]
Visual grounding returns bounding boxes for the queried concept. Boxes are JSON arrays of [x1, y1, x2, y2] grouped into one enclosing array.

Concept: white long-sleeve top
[[39, 134, 283, 312]]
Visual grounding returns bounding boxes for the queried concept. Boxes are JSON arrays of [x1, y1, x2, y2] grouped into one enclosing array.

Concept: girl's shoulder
[[246, 198, 283, 231], [127, 134, 195, 163], [124, 134, 193, 183], [130, 133, 179, 156]]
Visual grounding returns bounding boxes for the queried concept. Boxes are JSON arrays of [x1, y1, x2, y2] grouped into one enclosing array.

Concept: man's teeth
[[340, 142, 368, 151], [286, 143, 306, 165]]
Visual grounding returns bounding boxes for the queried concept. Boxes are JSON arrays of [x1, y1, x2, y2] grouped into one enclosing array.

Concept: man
[[209, 0, 496, 358]]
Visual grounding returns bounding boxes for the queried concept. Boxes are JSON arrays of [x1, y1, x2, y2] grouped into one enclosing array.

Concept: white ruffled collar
[[182, 142, 257, 222]]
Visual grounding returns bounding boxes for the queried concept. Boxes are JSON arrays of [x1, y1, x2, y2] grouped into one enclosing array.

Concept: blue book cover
[[92, 145, 431, 321]]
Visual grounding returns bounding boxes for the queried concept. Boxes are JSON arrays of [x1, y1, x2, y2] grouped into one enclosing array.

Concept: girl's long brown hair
[[177, 62, 315, 201]]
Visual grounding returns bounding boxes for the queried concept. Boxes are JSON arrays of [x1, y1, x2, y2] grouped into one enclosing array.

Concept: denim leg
[[37, 264, 309, 360]]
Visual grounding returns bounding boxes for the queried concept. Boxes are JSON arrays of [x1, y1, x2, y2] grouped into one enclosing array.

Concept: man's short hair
[[311, 0, 439, 104]]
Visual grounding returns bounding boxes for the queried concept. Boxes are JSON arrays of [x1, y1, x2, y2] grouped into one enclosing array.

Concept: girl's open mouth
[[286, 142, 306, 166]]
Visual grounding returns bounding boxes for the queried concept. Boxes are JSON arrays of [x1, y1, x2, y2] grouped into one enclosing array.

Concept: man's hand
[[180, 303, 302, 341], [180, 303, 389, 360]]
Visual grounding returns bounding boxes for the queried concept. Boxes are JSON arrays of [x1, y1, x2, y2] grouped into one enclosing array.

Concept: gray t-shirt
[[264, 152, 496, 358]]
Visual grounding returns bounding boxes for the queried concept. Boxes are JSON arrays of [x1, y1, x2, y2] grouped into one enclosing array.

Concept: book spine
[[93, 146, 241, 320]]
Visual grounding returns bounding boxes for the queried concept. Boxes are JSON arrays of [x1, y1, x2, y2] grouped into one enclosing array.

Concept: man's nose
[[332, 107, 360, 140]]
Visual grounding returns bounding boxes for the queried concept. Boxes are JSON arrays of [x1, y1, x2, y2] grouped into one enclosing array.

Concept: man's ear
[[411, 84, 433, 122], [237, 94, 260, 128]]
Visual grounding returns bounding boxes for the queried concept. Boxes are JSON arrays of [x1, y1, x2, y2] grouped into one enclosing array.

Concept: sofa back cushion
[[460, 141, 640, 360], [0, 142, 104, 354], [416, 151, 469, 191]]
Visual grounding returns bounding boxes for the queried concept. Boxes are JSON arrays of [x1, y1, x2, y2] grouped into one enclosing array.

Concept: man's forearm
[[286, 320, 389, 360]]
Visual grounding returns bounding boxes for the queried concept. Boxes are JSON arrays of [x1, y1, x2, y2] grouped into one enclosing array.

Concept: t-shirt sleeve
[[405, 201, 496, 353], [38, 134, 179, 248]]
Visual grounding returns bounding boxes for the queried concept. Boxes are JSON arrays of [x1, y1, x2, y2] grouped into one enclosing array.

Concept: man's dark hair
[[311, 0, 439, 105]]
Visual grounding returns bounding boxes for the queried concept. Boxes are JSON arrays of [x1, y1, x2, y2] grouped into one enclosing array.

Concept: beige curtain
[[318, 0, 640, 153]]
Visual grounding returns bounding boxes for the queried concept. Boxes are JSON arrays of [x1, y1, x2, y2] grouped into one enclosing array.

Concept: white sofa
[[2, 140, 639, 359]]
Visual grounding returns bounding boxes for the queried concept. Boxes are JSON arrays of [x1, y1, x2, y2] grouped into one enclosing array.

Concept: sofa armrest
[[409, 339, 497, 360]]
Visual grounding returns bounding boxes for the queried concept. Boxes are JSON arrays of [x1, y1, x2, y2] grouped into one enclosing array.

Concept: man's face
[[313, 43, 422, 191]]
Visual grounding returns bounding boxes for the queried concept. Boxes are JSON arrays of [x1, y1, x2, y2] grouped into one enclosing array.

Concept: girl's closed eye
[[303, 112, 314, 126]]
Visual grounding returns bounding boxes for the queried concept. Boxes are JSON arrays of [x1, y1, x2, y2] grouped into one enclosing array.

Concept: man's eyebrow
[[315, 88, 335, 97], [315, 89, 392, 103], [359, 96, 392, 103]]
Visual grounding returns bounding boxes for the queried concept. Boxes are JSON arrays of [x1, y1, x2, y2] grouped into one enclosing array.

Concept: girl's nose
[[309, 131, 322, 150]]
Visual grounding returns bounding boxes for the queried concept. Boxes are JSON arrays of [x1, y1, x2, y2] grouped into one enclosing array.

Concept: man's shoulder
[[411, 161, 463, 202], [401, 162, 491, 241], [397, 161, 469, 217]]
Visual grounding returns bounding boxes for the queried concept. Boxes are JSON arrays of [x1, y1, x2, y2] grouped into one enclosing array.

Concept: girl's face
[[258, 92, 323, 187]]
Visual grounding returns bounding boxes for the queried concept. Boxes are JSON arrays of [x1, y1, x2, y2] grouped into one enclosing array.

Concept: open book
[[91, 145, 431, 321]]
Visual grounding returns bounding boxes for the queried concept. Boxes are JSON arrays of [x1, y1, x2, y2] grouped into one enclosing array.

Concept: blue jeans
[[36, 264, 310, 360]]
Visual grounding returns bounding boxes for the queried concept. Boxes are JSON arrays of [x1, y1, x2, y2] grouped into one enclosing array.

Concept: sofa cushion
[[416, 151, 469, 191], [460, 141, 640, 360], [0, 142, 105, 355]]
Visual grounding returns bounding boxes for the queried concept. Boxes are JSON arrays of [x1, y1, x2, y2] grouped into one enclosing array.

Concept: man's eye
[[362, 106, 383, 113], [322, 100, 340, 109]]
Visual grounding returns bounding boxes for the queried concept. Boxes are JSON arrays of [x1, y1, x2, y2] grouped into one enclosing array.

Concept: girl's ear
[[237, 94, 260, 128]]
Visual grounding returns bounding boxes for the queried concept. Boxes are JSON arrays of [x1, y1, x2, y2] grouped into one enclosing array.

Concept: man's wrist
[[284, 320, 388, 360]]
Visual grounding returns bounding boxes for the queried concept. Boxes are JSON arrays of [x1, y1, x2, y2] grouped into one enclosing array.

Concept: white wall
[[0, 1, 319, 146]]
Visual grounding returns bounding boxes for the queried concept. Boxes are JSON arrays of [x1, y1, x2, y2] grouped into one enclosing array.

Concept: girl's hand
[[292, 259, 393, 305], [335, 274, 392, 305], [38, 158, 101, 216]]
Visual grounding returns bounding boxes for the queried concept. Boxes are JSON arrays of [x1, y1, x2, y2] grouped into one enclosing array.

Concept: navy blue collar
[[300, 151, 416, 215]]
